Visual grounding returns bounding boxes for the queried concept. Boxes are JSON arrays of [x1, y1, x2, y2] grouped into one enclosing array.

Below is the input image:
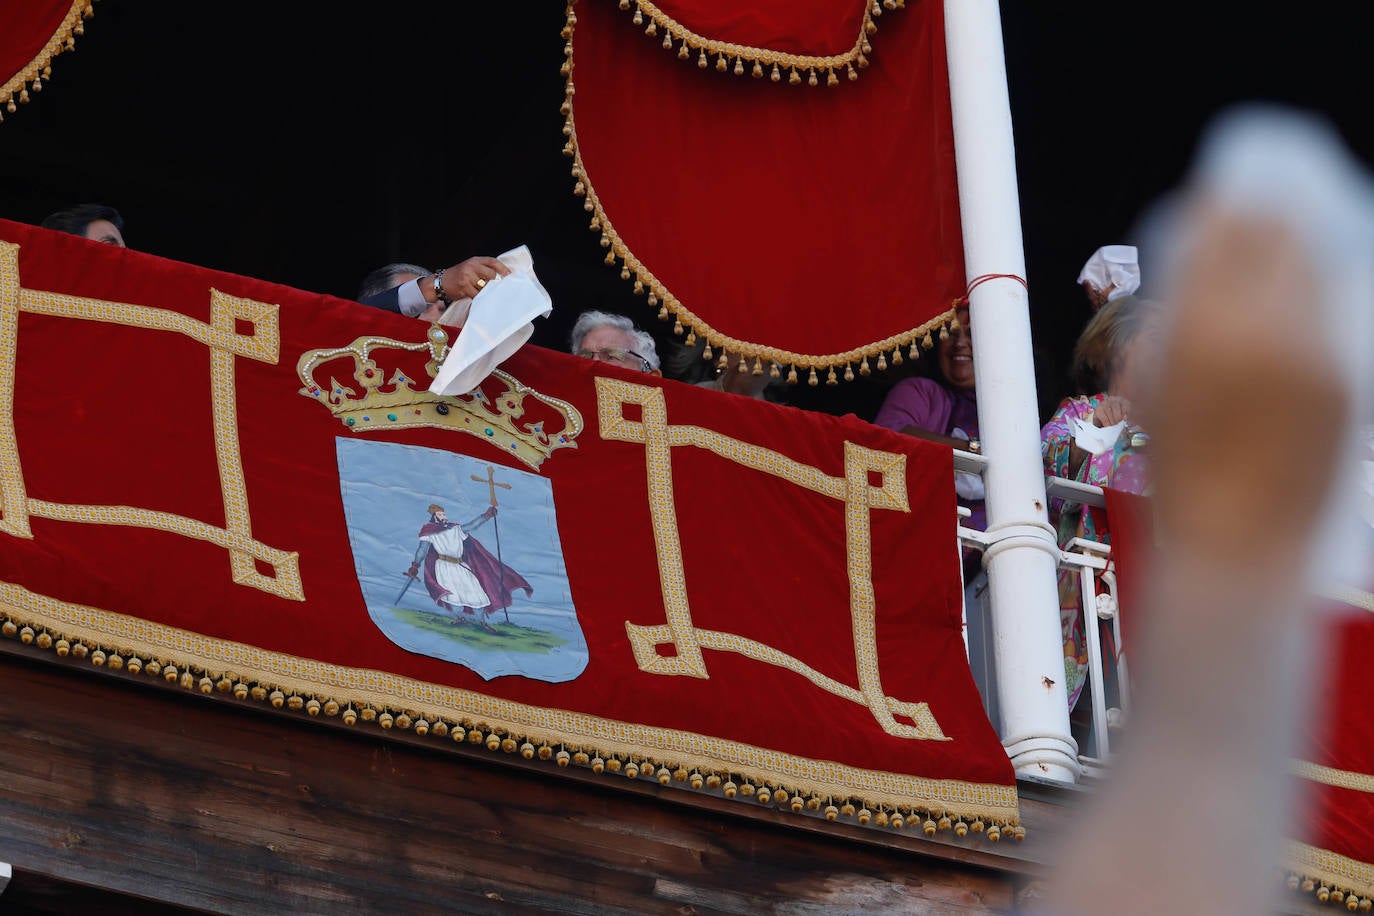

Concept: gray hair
[[357, 262, 431, 302], [569, 310, 660, 371]]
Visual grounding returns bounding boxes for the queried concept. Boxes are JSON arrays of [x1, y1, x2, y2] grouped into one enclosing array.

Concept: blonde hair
[[1071, 295, 1161, 393]]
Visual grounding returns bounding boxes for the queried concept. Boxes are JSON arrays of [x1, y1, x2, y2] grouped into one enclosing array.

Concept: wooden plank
[[0, 647, 1020, 913]]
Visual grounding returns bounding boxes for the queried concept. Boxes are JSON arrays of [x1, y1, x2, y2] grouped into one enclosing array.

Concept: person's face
[[434, 509, 448, 523], [937, 306, 975, 389], [84, 219, 126, 247], [576, 326, 657, 374]]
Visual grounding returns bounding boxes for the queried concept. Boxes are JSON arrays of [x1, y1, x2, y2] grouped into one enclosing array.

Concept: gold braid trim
[[1316, 584, 1374, 612], [0, 1, 95, 123], [1285, 841, 1374, 908], [608, 0, 902, 88], [1294, 760, 1374, 795], [0, 584, 1022, 838], [561, 0, 957, 386]]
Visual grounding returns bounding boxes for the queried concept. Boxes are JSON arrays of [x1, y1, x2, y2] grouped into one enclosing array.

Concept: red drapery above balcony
[[0, 0, 92, 122], [564, 0, 966, 383]]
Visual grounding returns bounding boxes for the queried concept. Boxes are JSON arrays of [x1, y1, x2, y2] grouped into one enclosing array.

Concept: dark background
[[2, 3, 1369, 421]]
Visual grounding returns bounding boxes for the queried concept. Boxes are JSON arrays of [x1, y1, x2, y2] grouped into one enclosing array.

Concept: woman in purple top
[[873, 304, 983, 530]]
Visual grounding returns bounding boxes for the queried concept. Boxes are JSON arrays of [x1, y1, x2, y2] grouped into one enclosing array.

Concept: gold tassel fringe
[[1, 607, 1019, 841], [611, 0, 894, 91], [1, 1, 96, 124]]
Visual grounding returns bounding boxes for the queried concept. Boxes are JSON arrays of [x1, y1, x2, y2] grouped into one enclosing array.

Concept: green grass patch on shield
[[393, 608, 568, 654]]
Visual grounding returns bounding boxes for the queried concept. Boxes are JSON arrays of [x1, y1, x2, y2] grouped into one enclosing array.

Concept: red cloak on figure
[[416, 521, 533, 618]]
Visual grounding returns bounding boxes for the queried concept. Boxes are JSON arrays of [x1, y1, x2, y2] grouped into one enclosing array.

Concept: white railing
[[954, 455, 1130, 777]]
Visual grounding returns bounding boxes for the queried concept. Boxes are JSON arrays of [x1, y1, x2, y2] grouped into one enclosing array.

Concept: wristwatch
[[432, 269, 453, 304]]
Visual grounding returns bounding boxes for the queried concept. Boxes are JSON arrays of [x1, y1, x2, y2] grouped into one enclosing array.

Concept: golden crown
[[296, 325, 583, 469]]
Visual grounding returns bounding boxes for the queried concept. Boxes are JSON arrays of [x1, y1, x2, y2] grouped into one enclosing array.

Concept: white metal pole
[[943, 0, 1078, 782]]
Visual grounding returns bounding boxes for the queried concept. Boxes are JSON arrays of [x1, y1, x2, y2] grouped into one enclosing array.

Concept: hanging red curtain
[[564, 0, 965, 384], [0, 0, 93, 123]]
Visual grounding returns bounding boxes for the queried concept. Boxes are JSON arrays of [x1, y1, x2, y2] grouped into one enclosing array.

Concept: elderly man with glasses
[[569, 310, 662, 376]]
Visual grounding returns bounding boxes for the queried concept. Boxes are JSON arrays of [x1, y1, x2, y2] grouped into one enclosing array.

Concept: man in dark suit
[[359, 255, 509, 318]]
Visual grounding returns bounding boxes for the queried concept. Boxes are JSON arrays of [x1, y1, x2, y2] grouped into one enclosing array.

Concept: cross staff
[[471, 465, 513, 622]]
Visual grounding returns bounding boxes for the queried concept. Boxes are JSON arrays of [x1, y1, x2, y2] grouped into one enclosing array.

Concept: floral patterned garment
[[1041, 394, 1151, 709]]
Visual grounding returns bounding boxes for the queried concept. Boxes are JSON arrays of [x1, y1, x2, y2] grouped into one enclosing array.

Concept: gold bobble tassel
[[954, 818, 968, 837], [716, 53, 727, 72], [631, 8, 642, 25], [618, 0, 629, 8], [662, 32, 672, 50], [807, 367, 819, 386], [847, 63, 859, 81], [678, 42, 689, 60], [826, 68, 838, 87], [874, 809, 890, 827], [672, 319, 683, 335], [950, 313, 961, 330], [733, 57, 744, 76], [737, 353, 749, 373], [604, 251, 616, 266], [937, 814, 952, 831], [840, 802, 856, 818], [939, 324, 950, 340], [751, 60, 764, 78], [632, 279, 644, 294], [922, 332, 935, 349], [807, 68, 818, 87], [688, 771, 703, 789], [866, 17, 878, 34], [646, 292, 658, 306], [684, 330, 696, 346], [656, 767, 672, 785], [789, 67, 801, 86], [890, 347, 902, 366], [717, 353, 729, 371], [702, 343, 713, 361], [769, 362, 781, 378], [786, 365, 798, 383], [872, 2, 883, 16], [825, 366, 838, 385], [19, 89, 31, 105], [645, 21, 656, 37], [986, 823, 1001, 842], [843, 364, 854, 382], [909, 341, 921, 358], [864, 356, 876, 374], [862, 39, 873, 55], [698, 49, 708, 68], [1319, 885, 1332, 904], [770, 64, 781, 82], [857, 53, 869, 70], [752, 357, 764, 376], [619, 266, 631, 280]]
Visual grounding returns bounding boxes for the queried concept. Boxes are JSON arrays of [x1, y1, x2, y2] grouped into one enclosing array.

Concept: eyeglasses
[[575, 347, 651, 372]]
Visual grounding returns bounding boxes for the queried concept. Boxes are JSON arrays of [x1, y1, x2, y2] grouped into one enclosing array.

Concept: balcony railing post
[[944, 0, 1079, 782]]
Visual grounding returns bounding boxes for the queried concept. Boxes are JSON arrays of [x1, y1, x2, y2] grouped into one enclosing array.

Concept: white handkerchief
[[1069, 416, 1124, 456], [429, 245, 552, 396]]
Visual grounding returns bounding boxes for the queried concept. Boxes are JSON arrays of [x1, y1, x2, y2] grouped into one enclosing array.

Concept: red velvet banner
[[565, 0, 965, 379], [0, 218, 1016, 831], [0, 0, 90, 120], [1101, 487, 1374, 903]]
